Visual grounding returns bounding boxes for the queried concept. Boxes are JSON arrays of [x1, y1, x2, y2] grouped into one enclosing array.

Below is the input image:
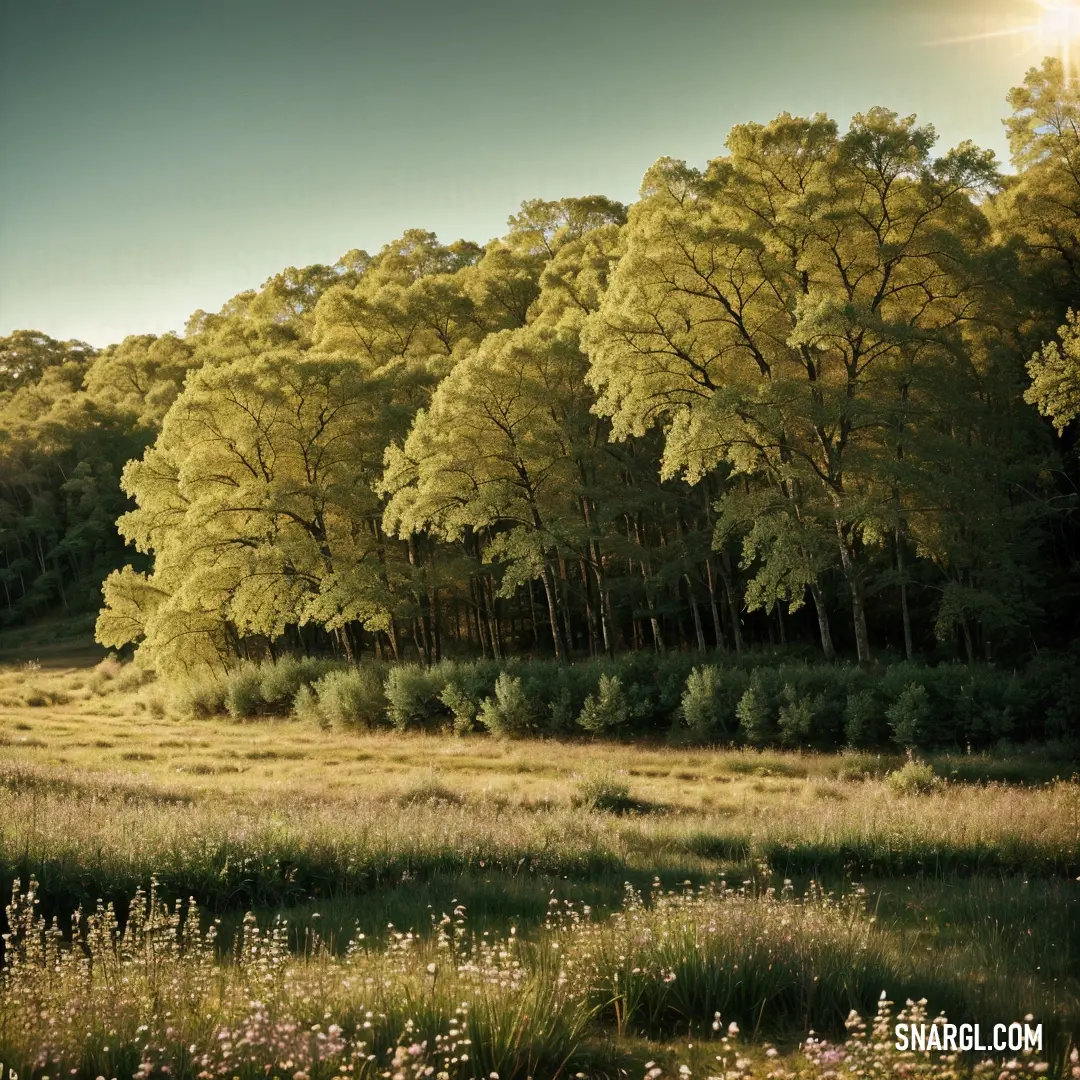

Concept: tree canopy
[[4, 64, 1080, 670]]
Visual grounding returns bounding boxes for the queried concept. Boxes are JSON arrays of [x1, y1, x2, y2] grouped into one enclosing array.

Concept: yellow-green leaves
[[84, 333, 195, 427], [101, 351, 407, 669], [1026, 309, 1080, 433], [586, 110, 1000, 660]]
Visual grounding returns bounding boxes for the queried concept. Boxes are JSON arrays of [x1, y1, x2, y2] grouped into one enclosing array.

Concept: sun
[[1038, 0, 1080, 40], [931, 0, 1080, 71], [1036, 1, 1080, 64]]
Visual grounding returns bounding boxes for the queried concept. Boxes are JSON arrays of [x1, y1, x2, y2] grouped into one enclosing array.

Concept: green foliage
[[844, 689, 885, 749], [737, 670, 776, 747], [258, 656, 340, 712], [148, 649, 1080, 753], [1026, 652, 1080, 741], [887, 757, 942, 796], [224, 666, 264, 719], [292, 683, 323, 727], [680, 665, 740, 741], [171, 669, 228, 719], [439, 681, 478, 735], [0, 333, 151, 628], [577, 673, 629, 734], [395, 772, 465, 807], [438, 660, 502, 735], [477, 673, 533, 738], [887, 683, 933, 750], [1026, 309, 1080, 433], [572, 768, 633, 812], [385, 664, 451, 730], [8, 67, 1080, 707], [777, 683, 824, 747], [312, 667, 389, 729]]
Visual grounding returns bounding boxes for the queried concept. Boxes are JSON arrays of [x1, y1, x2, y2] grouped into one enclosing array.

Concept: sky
[[0, 0, 1060, 346]]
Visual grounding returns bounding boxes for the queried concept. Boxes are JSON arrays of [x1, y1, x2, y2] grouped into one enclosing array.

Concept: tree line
[[7, 59, 1080, 671]]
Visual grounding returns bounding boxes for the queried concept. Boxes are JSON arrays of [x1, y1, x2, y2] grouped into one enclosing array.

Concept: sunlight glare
[[1038, 0, 1080, 65], [930, 0, 1080, 72]]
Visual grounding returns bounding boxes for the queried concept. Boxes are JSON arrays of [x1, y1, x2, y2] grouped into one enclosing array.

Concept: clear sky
[[0, 0, 1058, 346]]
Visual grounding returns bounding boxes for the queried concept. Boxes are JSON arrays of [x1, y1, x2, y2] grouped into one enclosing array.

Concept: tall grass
[[0, 767, 1076, 926], [0, 878, 1067, 1078]]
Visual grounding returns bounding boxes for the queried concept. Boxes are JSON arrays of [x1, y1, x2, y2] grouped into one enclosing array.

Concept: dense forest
[[8, 59, 1080, 673]]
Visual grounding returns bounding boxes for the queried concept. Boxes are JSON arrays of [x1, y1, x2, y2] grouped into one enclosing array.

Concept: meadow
[[0, 657, 1077, 1079]]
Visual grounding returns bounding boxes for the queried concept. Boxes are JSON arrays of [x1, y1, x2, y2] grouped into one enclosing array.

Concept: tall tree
[[585, 110, 1000, 662], [97, 351, 410, 670]]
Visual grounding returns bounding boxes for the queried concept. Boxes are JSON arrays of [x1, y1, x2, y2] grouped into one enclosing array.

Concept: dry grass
[[0, 660, 1077, 1076]]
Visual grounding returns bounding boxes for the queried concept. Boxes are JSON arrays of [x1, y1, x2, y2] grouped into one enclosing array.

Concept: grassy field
[[0, 658, 1077, 1078]]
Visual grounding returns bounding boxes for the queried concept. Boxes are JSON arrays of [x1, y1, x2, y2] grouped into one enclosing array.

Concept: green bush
[[607, 652, 698, 732], [396, 772, 465, 806], [165, 650, 1080, 750], [577, 673, 630, 734], [834, 750, 893, 781], [438, 660, 501, 735], [679, 665, 747, 742], [259, 656, 341, 713], [573, 768, 633, 812], [439, 681, 478, 735], [844, 689, 884, 748], [292, 683, 324, 727], [1024, 651, 1080, 741], [385, 664, 451, 730], [737, 670, 776, 746], [519, 663, 594, 734], [887, 757, 941, 796], [776, 682, 825, 746], [887, 682, 932, 749], [477, 673, 533, 737], [224, 666, 264, 719], [115, 661, 155, 694], [312, 667, 388, 729], [172, 670, 228, 718], [547, 685, 577, 732]]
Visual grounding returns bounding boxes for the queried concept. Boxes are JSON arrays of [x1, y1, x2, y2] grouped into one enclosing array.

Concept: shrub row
[[168, 649, 1080, 751]]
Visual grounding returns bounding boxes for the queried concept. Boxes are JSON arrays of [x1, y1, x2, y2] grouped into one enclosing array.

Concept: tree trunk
[[718, 551, 744, 654], [640, 562, 664, 653], [836, 523, 871, 663], [483, 574, 503, 661], [580, 556, 599, 657], [406, 536, 433, 666], [540, 564, 567, 662], [336, 626, 354, 664], [470, 577, 489, 659], [704, 556, 726, 652], [556, 552, 574, 654], [808, 582, 836, 661], [685, 574, 707, 652], [896, 528, 913, 661], [527, 579, 540, 648], [589, 541, 614, 657]]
